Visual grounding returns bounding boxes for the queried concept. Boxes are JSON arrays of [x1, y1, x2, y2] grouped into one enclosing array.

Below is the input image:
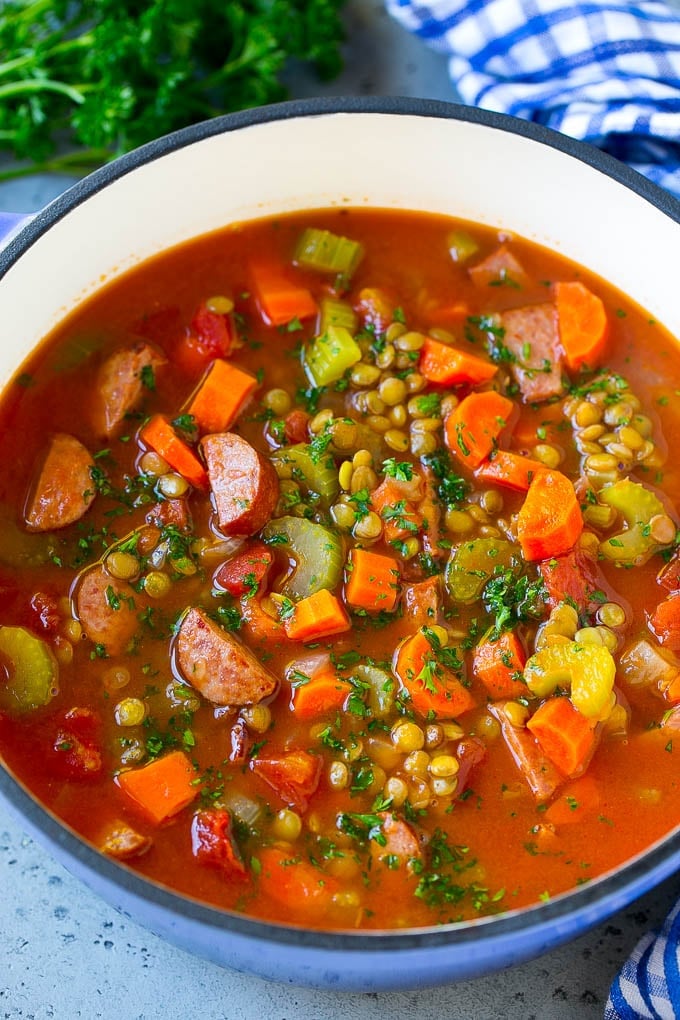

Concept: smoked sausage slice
[[201, 433, 279, 536], [501, 303, 564, 403], [174, 607, 277, 706], [93, 342, 166, 437], [74, 564, 140, 656], [24, 433, 96, 532]]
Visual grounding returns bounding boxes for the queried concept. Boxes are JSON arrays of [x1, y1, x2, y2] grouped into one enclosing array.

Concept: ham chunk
[[468, 244, 531, 289], [501, 303, 564, 402], [74, 564, 140, 656], [201, 432, 279, 536], [24, 433, 96, 532], [374, 812, 422, 869], [100, 822, 153, 861], [174, 607, 277, 706], [488, 701, 563, 803], [93, 342, 166, 437]]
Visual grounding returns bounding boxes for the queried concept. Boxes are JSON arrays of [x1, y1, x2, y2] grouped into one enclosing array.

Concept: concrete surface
[[1, 2, 679, 1017]]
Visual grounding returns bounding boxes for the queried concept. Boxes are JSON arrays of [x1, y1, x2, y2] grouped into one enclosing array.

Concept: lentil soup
[[1, 208, 679, 930]]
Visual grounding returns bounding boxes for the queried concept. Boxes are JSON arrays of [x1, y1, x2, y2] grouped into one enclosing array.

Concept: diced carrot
[[214, 541, 273, 598], [444, 390, 516, 469], [116, 750, 199, 825], [544, 775, 601, 826], [526, 697, 597, 777], [419, 337, 497, 387], [186, 358, 257, 434], [251, 749, 321, 812], [474, 450, 548, 492], [290, 667, 351, 720], [284, 588, 351, 643], [239, 595, 289, 646], [516, 469, 583, 561], [250, 261, 318, 327], [472, 630, 527, 699], [554, 281, 608, 373], [139, 414, 208, 489], [392, 629, 476, 719], [257, 846, 340, 915], [369, 478, 422, 544], [649, 592, 680, 651], [345, 548, 400, 613]]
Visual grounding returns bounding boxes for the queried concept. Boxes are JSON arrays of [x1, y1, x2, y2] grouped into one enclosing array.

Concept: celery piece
[[319, 297, 358, 336], [524, 641, 615, 719], [352, 664, 394, 718], [599, 479, 670, 565], [271, 443, 339, 505], [294, 228, 364, 279], [304, 325, 362, 387], [0, 626, 59, 713], [263, 515, 343, 599], [619, 637, 680, 692], [445, 538, 518, 604], [447, 230, 479, 264]]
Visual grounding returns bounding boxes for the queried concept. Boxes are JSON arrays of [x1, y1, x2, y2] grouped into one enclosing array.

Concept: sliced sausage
[[100, 822, 153, 861], [93, 341, 166, 437], [201, 432, 279, 536], [468, 244, 531, 289], [24, 433, 96, 532], [174, 606, 277, 706], [373, 812, 422, 869], [73, 563, 140, 656], [501, 303, 564, 402]]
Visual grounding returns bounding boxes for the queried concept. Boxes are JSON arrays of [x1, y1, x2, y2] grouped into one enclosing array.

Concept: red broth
[[0, 208, 679, 930]]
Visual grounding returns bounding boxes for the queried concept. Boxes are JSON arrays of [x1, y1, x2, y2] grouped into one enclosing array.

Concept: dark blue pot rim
[[1, 95, 679, 953]]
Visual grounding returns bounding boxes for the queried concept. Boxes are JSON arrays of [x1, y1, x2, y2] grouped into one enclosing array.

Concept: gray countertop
[[1, 2, 679, 1016]]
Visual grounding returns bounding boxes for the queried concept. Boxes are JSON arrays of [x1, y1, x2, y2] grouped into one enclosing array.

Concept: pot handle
[[0, 212, 31, 247]]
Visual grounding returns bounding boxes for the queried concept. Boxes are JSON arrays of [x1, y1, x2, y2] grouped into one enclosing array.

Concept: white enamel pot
[[1, 97, 679, 992]]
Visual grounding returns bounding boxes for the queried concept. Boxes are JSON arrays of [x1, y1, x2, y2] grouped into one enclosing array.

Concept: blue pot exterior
[[1, 97, 680, 990]]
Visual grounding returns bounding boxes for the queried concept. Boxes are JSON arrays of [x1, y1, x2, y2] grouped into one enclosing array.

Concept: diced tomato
[[250, 749, 321, 812], [51, 707, 103, 780], [29, 591, 60, 633], [191, 808, 248, 878], [175, 302, 236, 374], [649, 592, 680, 651], [284, 409, 310, 444], [214, 541, 273, 598]]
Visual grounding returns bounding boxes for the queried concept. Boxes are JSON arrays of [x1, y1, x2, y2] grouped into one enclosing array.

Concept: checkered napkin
[[385, 0, 680, 197]]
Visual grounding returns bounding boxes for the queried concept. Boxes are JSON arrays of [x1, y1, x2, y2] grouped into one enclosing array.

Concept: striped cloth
[[606, 899, 680, 1019], [385, 0, 680, 197]]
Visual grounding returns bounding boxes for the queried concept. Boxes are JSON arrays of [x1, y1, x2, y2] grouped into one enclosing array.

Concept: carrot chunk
[[526, 697, 597, 777], [116, 750, 198, 824], [444, 390, 515, 469], [474, 450, 548, 492], [290, 667, 351, 720], [554, 280, 608, 373], [139, 414, 208, 489], [344, 548, 400, 613], [392, 629, 476, 719], [419, 336, 497, 386], [187, 358, 257, 434], [256, 846, 340, 916], [472, 630, 527, 699], [544, 775, 601, 826], [516, 469, 583, 561], [284, 589, 351, 643], [250, 261, 318, 327], [649, 592, 680, 651]]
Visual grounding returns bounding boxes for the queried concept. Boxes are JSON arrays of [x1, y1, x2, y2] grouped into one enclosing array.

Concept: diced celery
[[352, 664, 395, 717], [0, 626, 59, 713], [294, 228, 364, 278], [262, 515, 343, 599], [445, 538, 518, 604], [319, 297, 358, 336], [447, 230, 479, 264], [270, 443, 339, 505], [524, 641, 615, 719], [599, 479, 671, 565], [304, 325, 362, 387]]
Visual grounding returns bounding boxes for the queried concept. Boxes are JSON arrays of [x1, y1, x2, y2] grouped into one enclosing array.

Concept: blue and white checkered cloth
[[385, 0, 680, 197], [386, 5, 680, 1012]]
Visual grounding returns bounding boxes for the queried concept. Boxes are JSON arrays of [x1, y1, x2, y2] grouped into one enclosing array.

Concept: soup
[[0, 208, 679, 930]]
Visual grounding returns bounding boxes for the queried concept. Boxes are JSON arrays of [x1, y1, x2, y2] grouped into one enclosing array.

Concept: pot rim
[[1, 94, 680, 952]]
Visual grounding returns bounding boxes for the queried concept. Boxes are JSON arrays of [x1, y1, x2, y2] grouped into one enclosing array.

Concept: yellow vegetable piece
[[524, 640, 615, 719], [0, 626, 59, 713], [599, 479, 670, 566]]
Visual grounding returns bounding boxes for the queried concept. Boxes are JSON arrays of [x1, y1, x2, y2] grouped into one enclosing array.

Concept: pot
[[1, 97, 679, 992]]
